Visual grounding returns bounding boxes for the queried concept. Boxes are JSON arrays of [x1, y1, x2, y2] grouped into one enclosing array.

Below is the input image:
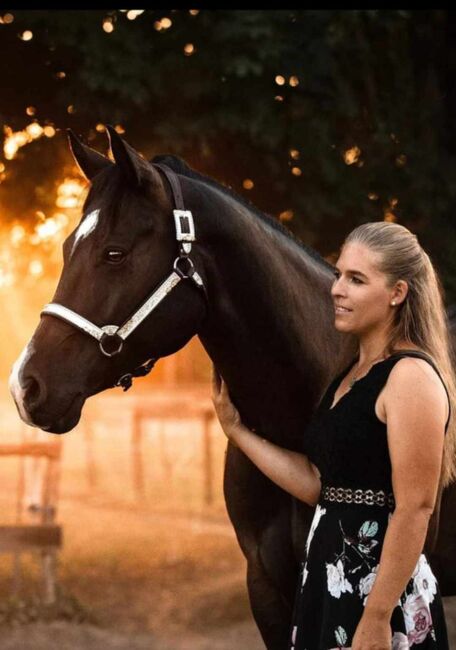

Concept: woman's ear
[[392, 279, 409, 305]]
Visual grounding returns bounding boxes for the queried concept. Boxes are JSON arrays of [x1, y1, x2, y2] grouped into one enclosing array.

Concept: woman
[[211, 222, 455, 649]]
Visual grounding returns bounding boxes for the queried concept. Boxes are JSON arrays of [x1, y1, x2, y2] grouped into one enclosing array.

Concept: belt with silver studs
[[321, 484, 395, 509]]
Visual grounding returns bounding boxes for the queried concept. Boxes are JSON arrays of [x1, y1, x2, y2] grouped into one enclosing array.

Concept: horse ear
[[105, 125, 155, 188], [67, 130, 113, 181]]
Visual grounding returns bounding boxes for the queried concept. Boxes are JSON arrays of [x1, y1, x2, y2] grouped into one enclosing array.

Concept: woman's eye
[[332, 270, 362, 284], [104, 249, 126, 264]]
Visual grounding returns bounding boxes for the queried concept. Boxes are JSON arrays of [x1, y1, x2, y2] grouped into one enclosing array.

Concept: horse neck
[[191, 184, 346, 437]]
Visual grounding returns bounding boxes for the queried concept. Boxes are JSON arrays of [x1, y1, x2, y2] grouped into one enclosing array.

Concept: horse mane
[[151, 154, 334, 273]]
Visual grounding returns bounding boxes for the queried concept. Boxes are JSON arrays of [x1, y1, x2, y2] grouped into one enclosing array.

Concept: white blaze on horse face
[[70, 209, 100, 258], [9, 342, 37, 426]]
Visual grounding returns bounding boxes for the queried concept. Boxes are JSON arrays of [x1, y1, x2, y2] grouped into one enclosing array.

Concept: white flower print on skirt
[[326, 559, 354, 598], [305, 504, 326, 554], [288, 499, 449, 649]]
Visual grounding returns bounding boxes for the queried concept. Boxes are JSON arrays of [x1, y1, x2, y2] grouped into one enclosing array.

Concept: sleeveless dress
[[288, 350, 451, 650]]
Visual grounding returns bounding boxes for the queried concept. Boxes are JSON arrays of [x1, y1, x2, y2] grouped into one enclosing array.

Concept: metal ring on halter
[[99, 325, 124, 357], [173, 255, 195, 279]]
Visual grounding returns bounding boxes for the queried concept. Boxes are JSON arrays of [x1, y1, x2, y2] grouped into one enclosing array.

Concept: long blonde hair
[[344, 221, 456, 488]]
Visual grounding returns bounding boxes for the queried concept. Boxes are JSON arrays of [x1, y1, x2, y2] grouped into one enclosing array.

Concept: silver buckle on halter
[[173, 255, 204, 287], [99, 325, 124, 357], [173, 255, 196, 279], [174, 210, 195, 254]]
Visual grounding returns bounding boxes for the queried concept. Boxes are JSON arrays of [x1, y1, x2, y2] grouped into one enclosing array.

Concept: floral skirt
[[288, 499, 449, 649]]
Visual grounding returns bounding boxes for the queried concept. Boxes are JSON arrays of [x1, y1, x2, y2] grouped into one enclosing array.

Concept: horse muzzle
[[9, 343, 86, 433]]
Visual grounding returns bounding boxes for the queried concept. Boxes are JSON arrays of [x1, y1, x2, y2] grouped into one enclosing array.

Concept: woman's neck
[[357, 334, 420, 367]]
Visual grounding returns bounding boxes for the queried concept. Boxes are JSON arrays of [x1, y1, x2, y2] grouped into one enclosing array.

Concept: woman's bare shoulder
[[384, 355, 448, 422]]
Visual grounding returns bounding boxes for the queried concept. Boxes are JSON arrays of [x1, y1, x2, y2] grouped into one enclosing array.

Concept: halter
[[41, 163, 208, 391]]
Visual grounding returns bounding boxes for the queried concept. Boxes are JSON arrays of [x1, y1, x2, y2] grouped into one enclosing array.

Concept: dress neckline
[[328, 348, 426, 411]]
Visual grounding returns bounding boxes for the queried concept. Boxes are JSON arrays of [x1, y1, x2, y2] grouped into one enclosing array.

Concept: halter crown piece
[[41, 163, 208, 391]]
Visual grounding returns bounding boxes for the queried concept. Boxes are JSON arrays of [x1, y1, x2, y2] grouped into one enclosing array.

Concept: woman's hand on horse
[[211, 365, 242, 443]]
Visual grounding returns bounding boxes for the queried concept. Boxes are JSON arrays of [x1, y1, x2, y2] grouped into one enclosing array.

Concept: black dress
[[288, 350, 451, 650]]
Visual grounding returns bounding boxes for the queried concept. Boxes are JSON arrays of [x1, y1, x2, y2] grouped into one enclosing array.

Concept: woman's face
[[331, 242, 405, 336]]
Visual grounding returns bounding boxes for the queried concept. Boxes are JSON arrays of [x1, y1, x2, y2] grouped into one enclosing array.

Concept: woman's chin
[[334, 318, 348, 329], [334, 319, 356, 333]]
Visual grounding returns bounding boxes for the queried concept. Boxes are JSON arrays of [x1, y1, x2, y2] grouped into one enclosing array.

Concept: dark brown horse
[[9, 128, 456, 649]]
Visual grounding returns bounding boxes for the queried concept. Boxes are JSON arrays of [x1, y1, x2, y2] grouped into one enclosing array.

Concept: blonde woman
[[212, 222, 454, 649]]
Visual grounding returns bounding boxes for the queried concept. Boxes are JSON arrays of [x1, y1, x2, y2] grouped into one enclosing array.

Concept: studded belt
[[321, 484, 395, 509]]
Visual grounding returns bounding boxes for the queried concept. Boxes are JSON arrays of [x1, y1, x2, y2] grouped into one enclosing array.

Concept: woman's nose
[[331, 278, 346, 297]]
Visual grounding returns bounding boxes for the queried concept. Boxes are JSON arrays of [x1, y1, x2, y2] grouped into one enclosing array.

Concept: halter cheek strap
[[41, 163, 208, 391]]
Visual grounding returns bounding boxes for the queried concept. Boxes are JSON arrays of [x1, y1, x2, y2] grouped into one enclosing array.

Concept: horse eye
[[104, 248, 126, 264]]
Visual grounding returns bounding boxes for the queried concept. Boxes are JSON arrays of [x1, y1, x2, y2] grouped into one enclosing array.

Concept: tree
[[1, 10, 455, 299]]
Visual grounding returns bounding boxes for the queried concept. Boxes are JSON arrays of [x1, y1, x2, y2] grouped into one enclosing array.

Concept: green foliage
[[1, 10, 455, 300]]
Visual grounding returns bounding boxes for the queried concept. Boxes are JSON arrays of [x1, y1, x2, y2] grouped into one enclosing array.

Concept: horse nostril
[[23, 373, 46, 410]]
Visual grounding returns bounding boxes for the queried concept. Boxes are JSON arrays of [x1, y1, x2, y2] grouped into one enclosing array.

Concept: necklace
[[348, 352, 387, 389]]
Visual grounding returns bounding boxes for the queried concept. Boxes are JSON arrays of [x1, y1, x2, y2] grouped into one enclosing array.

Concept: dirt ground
[[0, 619, 264, 650], [0, 498, 266, 649]]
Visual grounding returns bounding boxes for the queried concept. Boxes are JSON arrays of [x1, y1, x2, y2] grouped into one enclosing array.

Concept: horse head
[[9, 127, 208, 433]]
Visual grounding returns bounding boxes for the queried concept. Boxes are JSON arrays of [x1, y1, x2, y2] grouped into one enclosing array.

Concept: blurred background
[[1, 9, 456, 649]]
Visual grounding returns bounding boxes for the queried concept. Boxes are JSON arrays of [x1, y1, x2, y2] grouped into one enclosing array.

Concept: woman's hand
[[211, 365, 242, 444], [351, 611, 392, 650]]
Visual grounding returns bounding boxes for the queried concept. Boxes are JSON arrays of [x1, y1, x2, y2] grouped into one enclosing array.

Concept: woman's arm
[[352, 357, 447, 646], [211, 367, 321, 507], [225, 422, 321, 506]]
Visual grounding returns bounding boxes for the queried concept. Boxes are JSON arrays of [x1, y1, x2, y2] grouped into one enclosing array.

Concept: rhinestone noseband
[[321, 485, 395, 509]]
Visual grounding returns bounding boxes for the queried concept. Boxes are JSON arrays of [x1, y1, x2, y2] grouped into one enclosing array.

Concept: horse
[[8, 127, 456, 649]]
